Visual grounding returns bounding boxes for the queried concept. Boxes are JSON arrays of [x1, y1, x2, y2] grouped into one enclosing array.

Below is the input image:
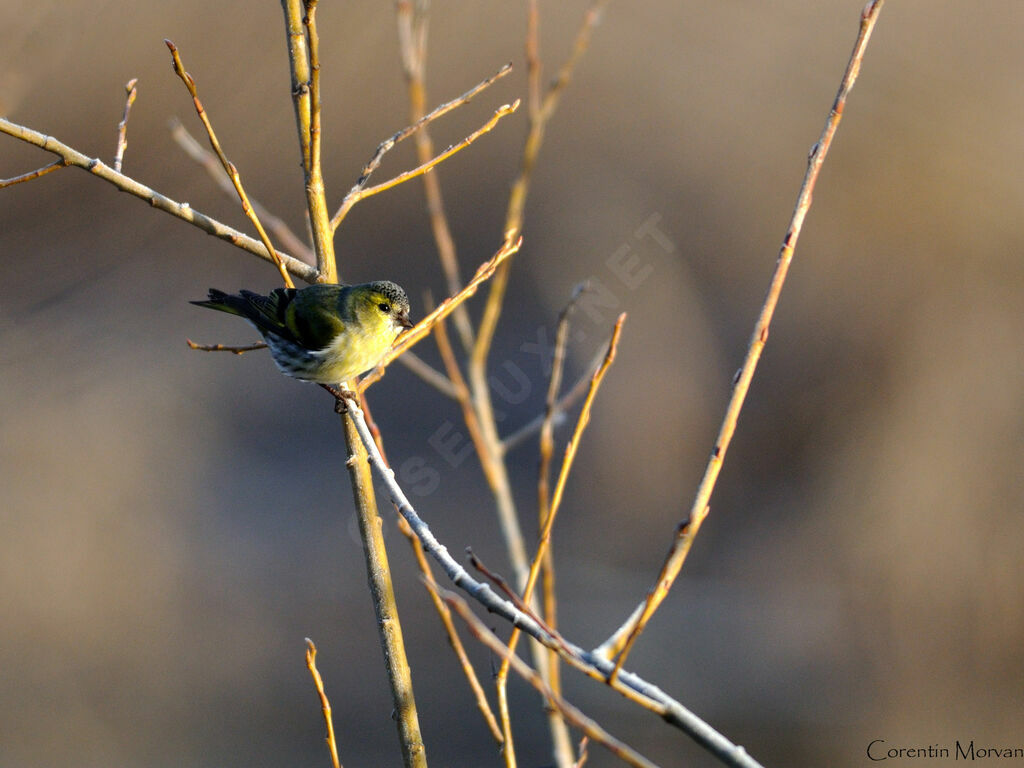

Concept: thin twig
[[396, 10, 505, 352], [0, 159, 67, 189], [113, 78, 138, 173], [0, 118, 318, 282], [501, 341, 607, 454], [495, 314, 625, 764], [306, 0, 322, 195], [536, 284, 588, 702], [331, 99, 520, 233], [350, 62, 512, 203], [574, 736, 590, 768], [280, 0, 336, 281], [432, 310, 494, 494], [462, 3, 608, 660], [396, 351, 459, 399], [169, 118, 314, 264], [401, 524, 505, 745], [474, 0, 608, 373], [305, 639, 342, 768], [358, 234, 522, 392], [165, 40, 295, 290], [436, 585, 661, 768], [595, 0, 888, 668], [186, 339, 267, 355], [467, 549, 575, 659]]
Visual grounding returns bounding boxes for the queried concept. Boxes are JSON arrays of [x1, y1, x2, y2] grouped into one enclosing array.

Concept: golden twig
[[331, 99, 520, 233], [495, 314, 625, 762], [396, 351, 459, 400], [306, 0, 322, 191], [186, 339, 267, 355], [596, 0, 888, 666], [169, 119, 315, 264], [305, 639, 342, 768], [358, 234, 522, 392], [0, 118, 317, 281], [436, 585, 662, 768], [396, 9, 509, 351], [354, 341, 500, 745], [113, 78, 138, 173], [404, 538, 505, 745], [574, 737, 590, 768], [431, 308, 495, 493], [280, 0, 336, 280], [459, 25, 609, 742], [536, 283, 589, 713], [0, 158, 67, 189], [501, 341, 607, 454], [353, 62, 512, 203], [474, 0, 608, 373], [164, 40, 295, 290]]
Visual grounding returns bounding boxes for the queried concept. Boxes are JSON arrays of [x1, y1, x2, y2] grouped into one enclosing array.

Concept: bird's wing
[[284, 285, 349, 352]]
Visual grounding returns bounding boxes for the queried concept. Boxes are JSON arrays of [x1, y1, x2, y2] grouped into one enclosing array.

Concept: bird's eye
[[378, 302, 391, 313]]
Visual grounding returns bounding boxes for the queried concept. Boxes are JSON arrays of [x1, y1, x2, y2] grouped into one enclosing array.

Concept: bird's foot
[[320, 384, 358, 413]]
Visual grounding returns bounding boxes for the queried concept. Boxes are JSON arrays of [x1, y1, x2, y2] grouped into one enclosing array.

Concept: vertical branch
[[305, 639, 342, 768], [282, 0, 313, 174], [281, 0, 337, 281], [474, 0, 607, 366], [536, 284, 586, 743], [497, 314, 625, 768], [395, 0, 476, 353], [113, 78, 138, 172], [302, 0, 337, 281], [596, 0, 887, 666], [466, 1, 608, 596], [340, 407, 428, 768], [280, 3, 425, 763]]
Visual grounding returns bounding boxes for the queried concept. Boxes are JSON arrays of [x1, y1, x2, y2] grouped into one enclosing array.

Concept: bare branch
[[170, 118, 315, 264], [0, 158, 67, 189], [395, 351, 459, 400], [0, 117, 318, 283], [165, 39, 295, 289], [596, 0, 888, 666], [186, 339, 267, 355], [113, 78, 138, 173], [436, 584, 662, 768], [331, 99, 520, 233], [305, 639, 342, 768]]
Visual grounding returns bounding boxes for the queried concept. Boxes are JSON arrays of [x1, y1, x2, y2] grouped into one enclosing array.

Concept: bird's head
[[352, 280, 413, 340]]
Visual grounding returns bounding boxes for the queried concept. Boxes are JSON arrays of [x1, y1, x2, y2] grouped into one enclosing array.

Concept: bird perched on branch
[[191, 281, 412, 385]]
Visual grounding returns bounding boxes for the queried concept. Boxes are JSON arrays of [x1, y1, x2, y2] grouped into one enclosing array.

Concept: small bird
[[192, 281, 413, 385]]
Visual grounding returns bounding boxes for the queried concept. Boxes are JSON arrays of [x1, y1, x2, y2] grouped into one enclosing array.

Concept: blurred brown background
[[2, 2, 1022, 766]]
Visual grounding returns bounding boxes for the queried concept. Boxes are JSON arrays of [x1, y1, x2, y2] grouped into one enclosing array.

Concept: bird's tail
[[190, 288, 250, 317], [191, 288, 294, 338]]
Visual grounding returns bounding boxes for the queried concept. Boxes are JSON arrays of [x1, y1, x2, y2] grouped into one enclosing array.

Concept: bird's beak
[[397, 311, 414, 330]]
